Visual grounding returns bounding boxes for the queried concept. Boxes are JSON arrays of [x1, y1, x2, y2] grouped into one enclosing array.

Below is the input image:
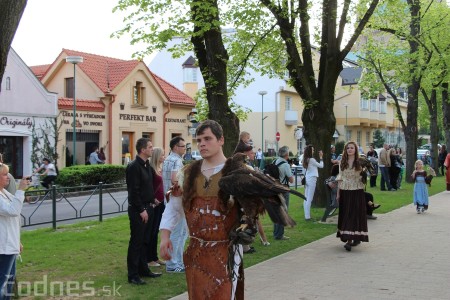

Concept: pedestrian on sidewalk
[[336, 141, 369, 252], [160, 120, 245, 299], [444, 152, 450, 191], [411, 160, 429, 214]]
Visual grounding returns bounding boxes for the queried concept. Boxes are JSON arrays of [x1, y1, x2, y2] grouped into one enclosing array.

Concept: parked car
[[191, 150, 202, 160], [417, 143, 440, 159]]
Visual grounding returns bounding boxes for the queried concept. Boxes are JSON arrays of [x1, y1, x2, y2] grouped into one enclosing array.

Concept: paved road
[[20, 190, 128, 230], [172, 190, 450, 300]]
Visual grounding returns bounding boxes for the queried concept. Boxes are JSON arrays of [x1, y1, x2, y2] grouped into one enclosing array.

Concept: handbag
[[301, 169, 307, 185]]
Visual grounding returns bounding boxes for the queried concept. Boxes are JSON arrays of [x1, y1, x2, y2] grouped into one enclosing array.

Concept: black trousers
[[127, 206, 154, 279], [148, 204, 165, 262], [41, 175, 57, 189]]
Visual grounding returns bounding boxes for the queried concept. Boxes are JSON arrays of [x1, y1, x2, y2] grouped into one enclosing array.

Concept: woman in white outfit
[[302, 145, 323, 220], [1, 163, 28, 299]]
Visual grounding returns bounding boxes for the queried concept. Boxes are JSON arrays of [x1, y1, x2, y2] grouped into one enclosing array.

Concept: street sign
[[276, 132, 280, 141]]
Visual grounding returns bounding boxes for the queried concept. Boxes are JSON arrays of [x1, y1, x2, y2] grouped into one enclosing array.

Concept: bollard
[[52, 185, 57, 230], [99, 182, 103, 222]]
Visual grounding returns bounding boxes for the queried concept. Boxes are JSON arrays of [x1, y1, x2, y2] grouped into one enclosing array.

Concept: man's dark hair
[[196, 120, 223, 140], [43, 158, 51, 163], [169, 136, 185, 150], [136, 138, 151, 154], [92, 145, 99, 151]]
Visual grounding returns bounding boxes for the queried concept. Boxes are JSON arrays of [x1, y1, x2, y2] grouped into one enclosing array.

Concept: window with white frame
[[285, 96, 292, 110], [183, 68, 197, 83], [383, 130, 389, 143], [390, 132, 395, 145], [366, 131, 371, 146], [360, 98, 369, 110], [357, 130, 362, 146], [370, 98, 377, 111], [346, 129, 352, 142], [379, 99, 386, 113], [5, 77, 11, 90]]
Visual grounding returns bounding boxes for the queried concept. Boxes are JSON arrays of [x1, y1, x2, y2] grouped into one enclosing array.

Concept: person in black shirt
[[126, 138, 162, 285]]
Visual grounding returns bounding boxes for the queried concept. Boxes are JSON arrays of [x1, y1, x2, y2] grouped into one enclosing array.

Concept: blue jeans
[[379, 166, 392, 190], [0, 254, 16, 300], [166, 218, 188, 270], [274, 192, 290, 239]]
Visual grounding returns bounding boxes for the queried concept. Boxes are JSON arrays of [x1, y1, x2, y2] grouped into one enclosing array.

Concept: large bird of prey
[[218, 153, 303, 237]]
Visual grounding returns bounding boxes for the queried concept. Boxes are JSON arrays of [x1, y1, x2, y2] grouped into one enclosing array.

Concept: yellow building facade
[[241, 66, 408, 156], [32, 49, 195, 168]]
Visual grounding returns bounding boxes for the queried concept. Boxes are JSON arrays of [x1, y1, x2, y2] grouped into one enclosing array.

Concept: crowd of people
[[2, 117, 450, 299]]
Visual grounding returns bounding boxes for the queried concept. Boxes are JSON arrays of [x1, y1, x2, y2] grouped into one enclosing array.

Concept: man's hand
[[140, 210, 149, 223], [159, 230, 173, 260]]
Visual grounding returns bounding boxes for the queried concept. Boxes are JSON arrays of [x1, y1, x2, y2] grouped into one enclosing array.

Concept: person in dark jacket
[[126, 138, 161, 285], [438, 145, 448, 176], [388, 148, 401, 190], [366, 145, 378, 188]]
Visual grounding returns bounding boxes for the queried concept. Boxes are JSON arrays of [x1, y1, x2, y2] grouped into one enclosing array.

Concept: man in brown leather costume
[[160, 120, 244, 299]]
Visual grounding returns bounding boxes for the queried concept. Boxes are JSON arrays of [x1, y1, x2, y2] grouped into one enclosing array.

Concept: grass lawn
[[17, 175, 446, 299]]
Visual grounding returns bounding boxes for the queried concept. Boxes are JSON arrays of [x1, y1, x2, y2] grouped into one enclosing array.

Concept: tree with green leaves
[[357, 0, 450, 179], [372, 129, 385, 148], [0, 0, 27, 83], [114, 0, 381, 205]]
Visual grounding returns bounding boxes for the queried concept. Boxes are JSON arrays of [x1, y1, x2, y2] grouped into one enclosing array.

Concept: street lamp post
[[65, 56, 84, 166], [343, 102, 348, 141], [259, 91, 267, 154]]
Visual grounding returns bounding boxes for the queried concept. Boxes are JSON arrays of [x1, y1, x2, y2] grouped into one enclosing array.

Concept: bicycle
[[24, 174, 60, 204]]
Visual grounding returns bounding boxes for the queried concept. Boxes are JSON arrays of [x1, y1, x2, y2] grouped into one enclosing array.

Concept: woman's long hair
[[302, 145, 314, 168], [340, 141, 361, 171], [150, 147, 164, 172]]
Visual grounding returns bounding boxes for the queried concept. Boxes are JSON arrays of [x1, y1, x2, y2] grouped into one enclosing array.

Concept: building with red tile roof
[[31, 49, 196, 167]]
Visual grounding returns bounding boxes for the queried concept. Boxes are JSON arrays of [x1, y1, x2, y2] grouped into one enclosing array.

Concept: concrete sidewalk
[[172, 191, 450, 300]]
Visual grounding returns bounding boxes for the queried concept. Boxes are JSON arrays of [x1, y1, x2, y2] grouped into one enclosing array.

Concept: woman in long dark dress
[[336, 141, 368, 252]]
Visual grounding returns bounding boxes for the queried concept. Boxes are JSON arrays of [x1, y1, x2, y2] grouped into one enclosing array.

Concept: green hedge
[[56, 165, 126, 186]]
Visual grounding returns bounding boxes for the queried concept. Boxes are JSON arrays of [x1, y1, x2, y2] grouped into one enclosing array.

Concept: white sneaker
[[148, 261, 160, 267], [420, 207, 425, 213]]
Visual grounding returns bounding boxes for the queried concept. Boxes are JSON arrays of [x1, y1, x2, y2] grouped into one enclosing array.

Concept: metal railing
[[21, 182, 128, 229]]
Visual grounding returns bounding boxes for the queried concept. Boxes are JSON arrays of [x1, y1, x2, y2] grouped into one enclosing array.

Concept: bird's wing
[[219, 168, 290, 197], [262, 195, 296, 227]]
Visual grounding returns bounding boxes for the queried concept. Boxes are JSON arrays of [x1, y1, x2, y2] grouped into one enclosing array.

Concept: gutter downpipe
[[163, 103, 171, 149], [108, 94, 116, 164], [275, 89, 280, 153]]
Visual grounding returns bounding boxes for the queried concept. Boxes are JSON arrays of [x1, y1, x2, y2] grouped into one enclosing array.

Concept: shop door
[[0, 136, 24, 178], [122, 132, 134, 165]]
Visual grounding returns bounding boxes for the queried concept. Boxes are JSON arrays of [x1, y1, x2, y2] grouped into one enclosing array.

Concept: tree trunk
[[442, 83, 450, 150], [190, 0, 239, 156], [0, 0, 27, 83], [302, 91, 337, 207], [425, 89, 439, 171], [404, 0, 420, 183]]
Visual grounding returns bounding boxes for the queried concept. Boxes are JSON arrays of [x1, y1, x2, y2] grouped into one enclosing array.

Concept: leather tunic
[[183, 170, 244, 300]]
